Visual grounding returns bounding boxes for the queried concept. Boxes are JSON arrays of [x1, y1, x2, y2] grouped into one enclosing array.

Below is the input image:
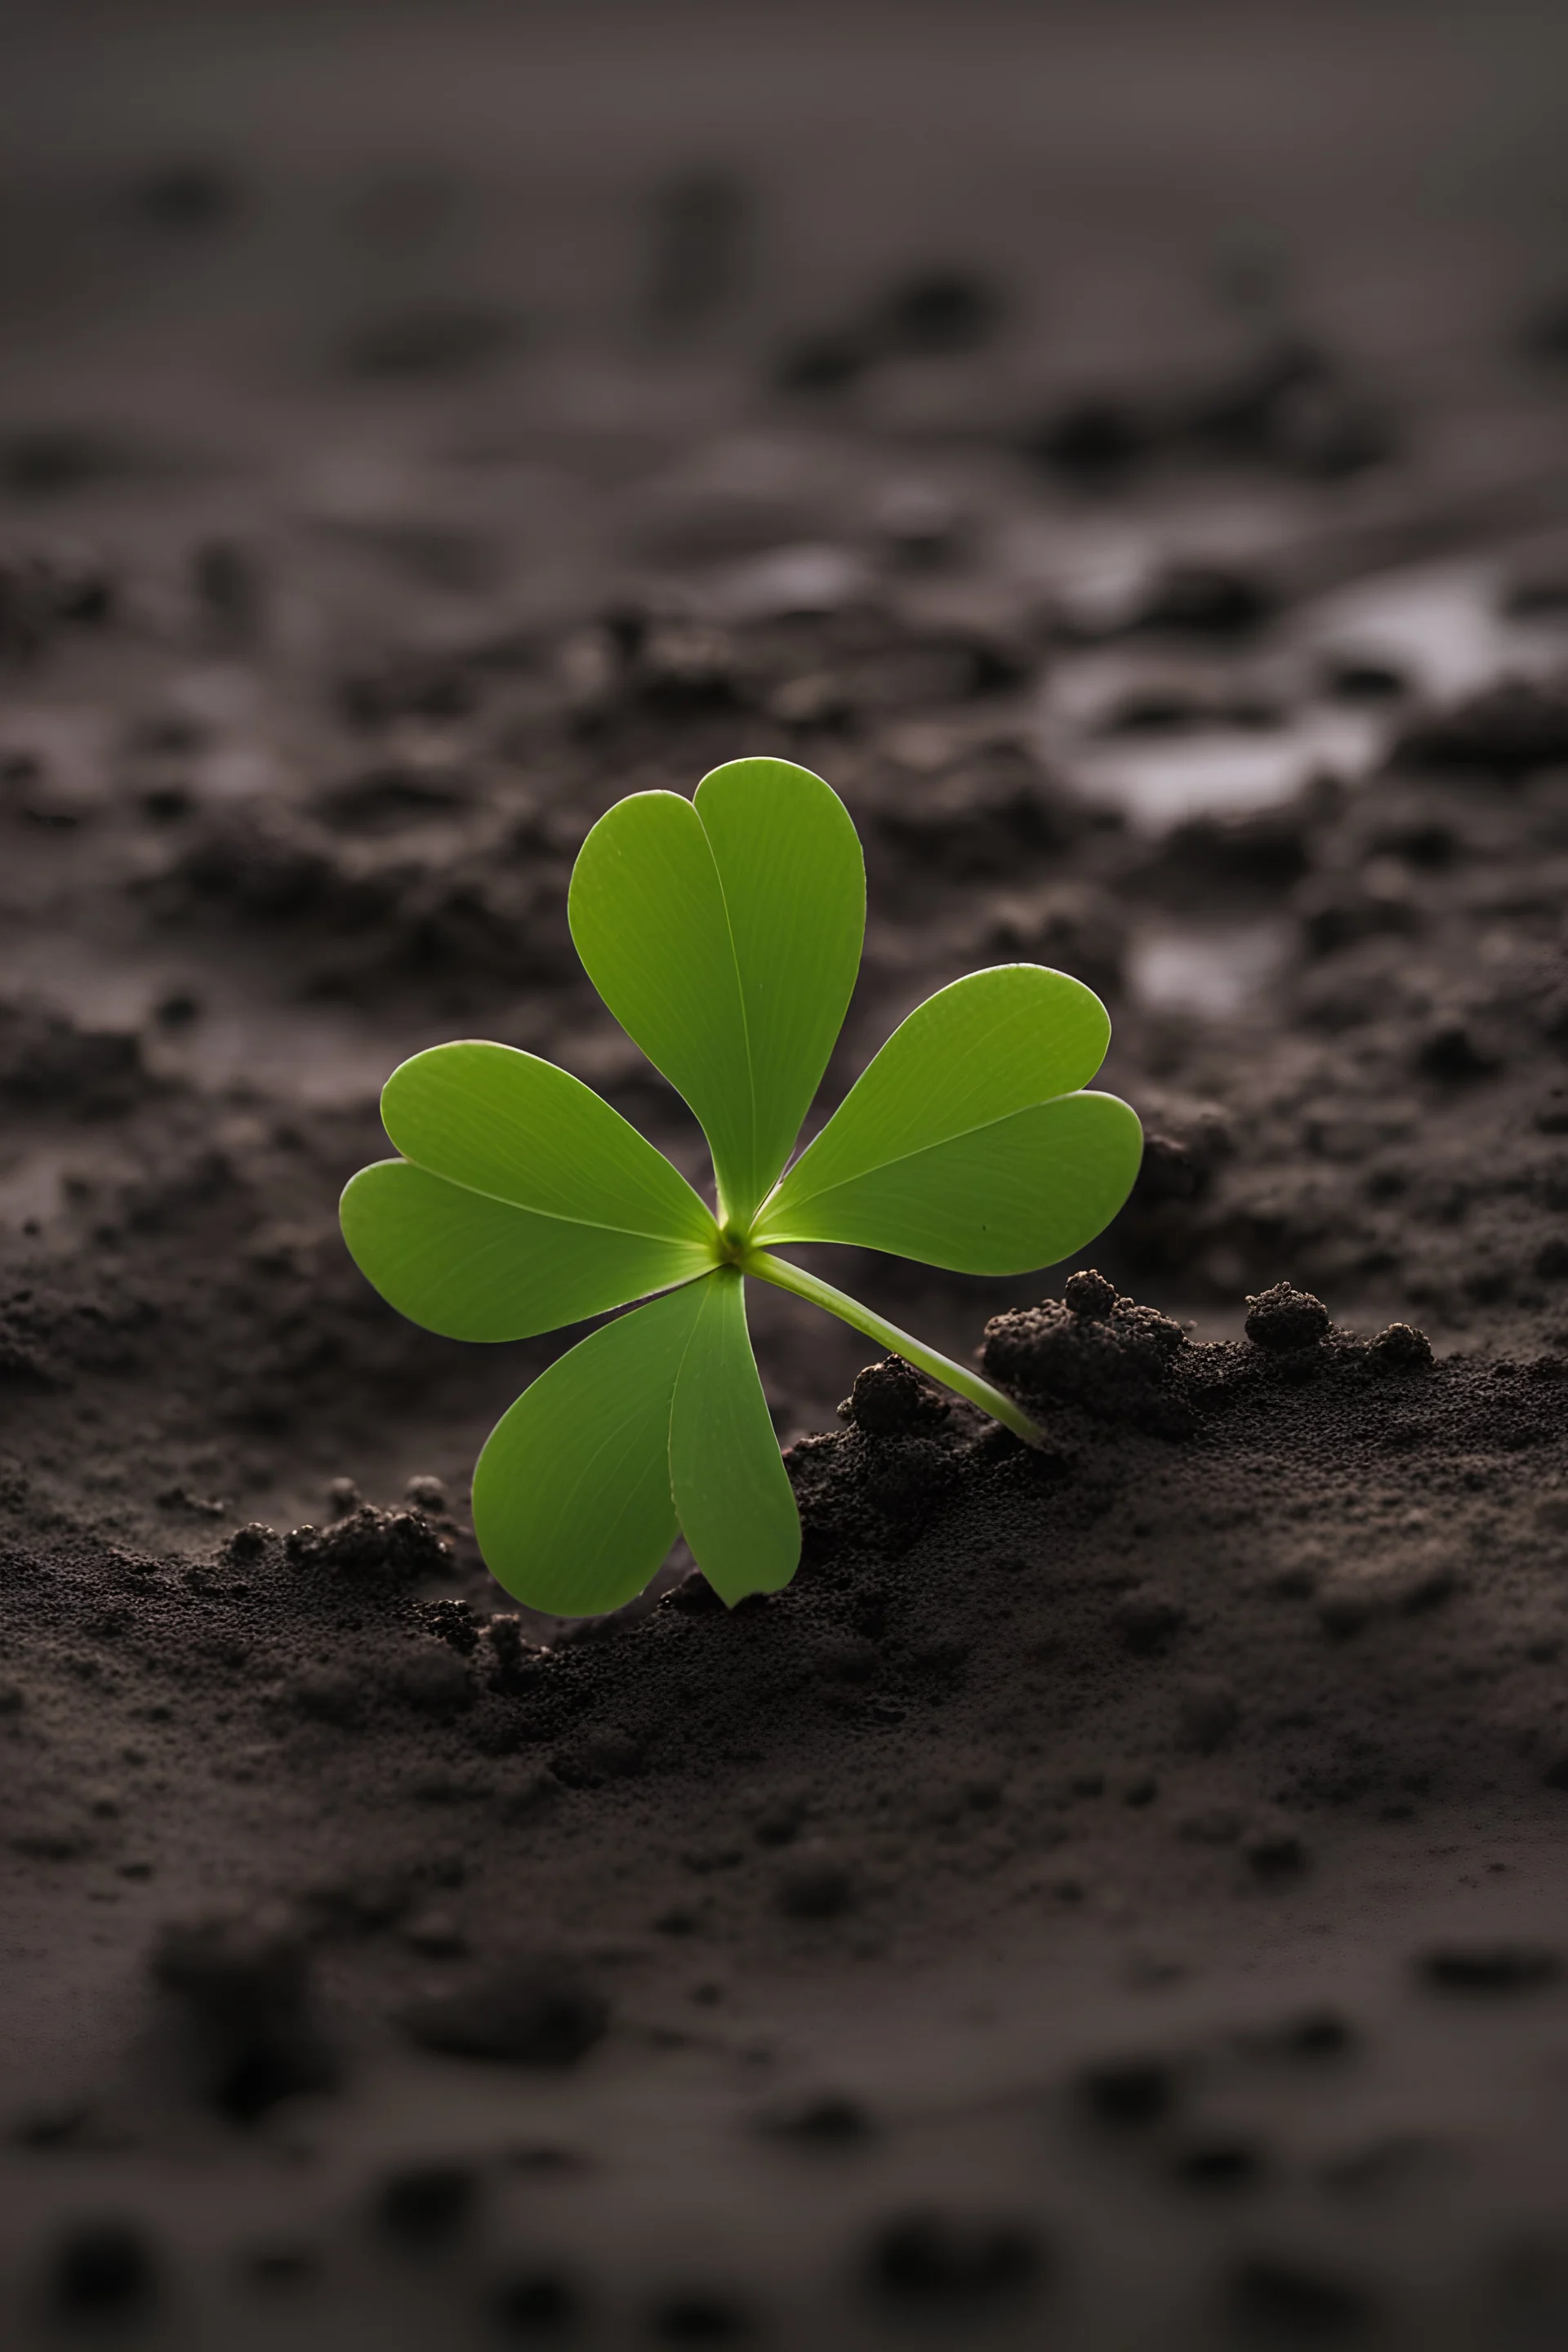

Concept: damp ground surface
[[7, 5, 1568, 2345]]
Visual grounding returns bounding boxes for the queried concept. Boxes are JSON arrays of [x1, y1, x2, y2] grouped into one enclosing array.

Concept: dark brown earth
[[7, 5, 1568, 2345]]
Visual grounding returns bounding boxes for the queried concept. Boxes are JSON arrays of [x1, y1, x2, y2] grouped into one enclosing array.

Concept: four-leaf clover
[[341, 758, 1143, 1615]]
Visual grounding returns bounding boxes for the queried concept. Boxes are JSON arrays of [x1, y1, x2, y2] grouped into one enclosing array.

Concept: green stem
[[743, 1248, 1045, 1448]]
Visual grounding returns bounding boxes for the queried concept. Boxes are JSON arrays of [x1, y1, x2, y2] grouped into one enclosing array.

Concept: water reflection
[[1039, 551, 1568, 831], [1129, 918, 1292, 1018]]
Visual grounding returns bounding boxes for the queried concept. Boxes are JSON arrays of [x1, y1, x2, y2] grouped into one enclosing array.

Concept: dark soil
[[7, 5, 1568, 2345]]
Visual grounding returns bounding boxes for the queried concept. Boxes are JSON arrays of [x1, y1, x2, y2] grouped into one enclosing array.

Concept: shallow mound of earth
[[7, 1298, 1568, 2348]]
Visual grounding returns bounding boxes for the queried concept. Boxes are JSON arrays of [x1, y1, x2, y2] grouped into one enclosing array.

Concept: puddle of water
[[1035, 550, 1568, 832], [706, 541, 869, 621], [1067, 709, 1378, 830], [2, 933, 399, 1110], [1129, 918, 1292, 1019], [1297, 555, 1568, 699]]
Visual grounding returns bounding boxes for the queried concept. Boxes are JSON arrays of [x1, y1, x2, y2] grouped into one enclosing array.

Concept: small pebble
[[51, 2218, 157, 2313], [1369, 1321, 1434, 1372], [866, 2207, 1040, 2305], [1064, 1267, 1117, 1320], [489, 2268, 582, 2331], [775, 1847, 853, 1921], [1245, 1283, 1330, 1353], [648, 2287, 754, 2340], [376, 2161, 479, 2243], [403, 1957, 608, 2066], [1418, 1944, 1562, 1995], [1178, 1677, 1239, 1753], [1076, 2055, 1175, 2125], [1115, 1592, 1184, 1653], [757, 2091, 875, 2145], [1229, 2252, 1374, 2334]]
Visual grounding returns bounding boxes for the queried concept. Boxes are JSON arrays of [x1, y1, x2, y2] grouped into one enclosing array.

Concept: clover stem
[[742, 1248, 1045, 1448]]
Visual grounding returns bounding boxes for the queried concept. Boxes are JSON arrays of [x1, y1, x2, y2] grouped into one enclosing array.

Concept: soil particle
[[487, 1615, 545, 1686], [1368, 1321, 1434, 1372], [774, 1846, 855, 1921], [150, 1905, 311, 2033], [285, 1504, 452, 1584], [879, 265, 1004, 354], [837, 1355, 949, 1435], [1395, 679, 1568, 777], [416, 1597, 480, 1652], [1064, 1267, 1119, 1320], [401, 1957, 609, 2065], [646, 2286, 756, 2340], [1173, 2136, 1270, 2190], [0, 1005, 152, 1118], [374, 2160, 480, 2243], [1244, 1283, 1332, 1354], [1415, 1014, 1506, 1081], [402, 1909, 469, 1958], [864, 2208, 1042, 2305], [982, 1289, 1190, 1430], [1416, 1944, 1564, 1995], [1243, 1822, 1310, 1877], [0, 544, 115, 663], [1227, 2250, 1375, 2337], [223, 1524, 272, 1561], [191, 535, 265, 642], [872, 750, 1080, 876], [1114, 1590, 1187, 1653], [1177, 1677, 1241, 1753], [1076, 2056, 1178, 2127], [149, 1904, 335, 2118], [488, 2269, 583, 2332], [755, 2091, 877, 2146], [1030, 337, 1389, 485], [1125, 559, 1279, 638], [1257, 2010, 1356, 2061], [48, 2218, 158, 2315]]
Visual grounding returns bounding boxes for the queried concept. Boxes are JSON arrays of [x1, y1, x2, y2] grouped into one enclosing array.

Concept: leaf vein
[[761, 1089, 1088, 1225], [390, 1157, 714, 1249], [694, 809, 760, 1216]]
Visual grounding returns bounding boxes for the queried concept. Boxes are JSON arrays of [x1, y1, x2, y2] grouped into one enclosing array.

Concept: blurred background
[[9, 2, 1568, 406], [9, 0, 1568, 640]]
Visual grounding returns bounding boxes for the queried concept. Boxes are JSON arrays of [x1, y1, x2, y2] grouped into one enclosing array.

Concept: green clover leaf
[[341, 755, 1143, 1616]]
